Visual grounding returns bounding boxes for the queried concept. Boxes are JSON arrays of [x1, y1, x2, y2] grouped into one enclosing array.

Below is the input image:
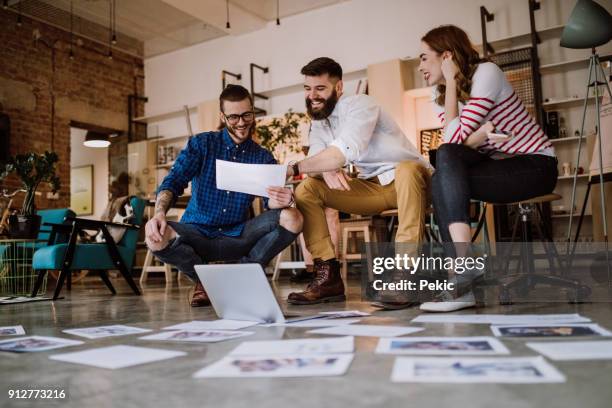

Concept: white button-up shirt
[[308, 94, 430, 185]]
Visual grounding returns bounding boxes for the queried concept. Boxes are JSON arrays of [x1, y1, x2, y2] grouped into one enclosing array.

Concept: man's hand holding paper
[[216, 160, 291, 205]]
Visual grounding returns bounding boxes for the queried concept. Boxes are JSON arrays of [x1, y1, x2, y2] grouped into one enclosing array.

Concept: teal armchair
[[31, 197, 145, 300]]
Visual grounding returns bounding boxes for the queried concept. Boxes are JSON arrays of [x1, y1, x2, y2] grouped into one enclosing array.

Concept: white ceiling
[[35, 0, 346, 58]]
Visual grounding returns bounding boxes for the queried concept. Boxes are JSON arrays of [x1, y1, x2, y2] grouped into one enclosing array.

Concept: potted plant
[[256, 109, 309, 162], [0, 151, 61, 238]]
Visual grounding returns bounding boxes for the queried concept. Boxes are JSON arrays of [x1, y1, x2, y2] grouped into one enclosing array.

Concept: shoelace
[[306, 270, 329, 290]]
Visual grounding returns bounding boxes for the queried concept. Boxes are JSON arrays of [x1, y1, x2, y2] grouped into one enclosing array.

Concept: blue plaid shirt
[[157, 128, 276, 237]]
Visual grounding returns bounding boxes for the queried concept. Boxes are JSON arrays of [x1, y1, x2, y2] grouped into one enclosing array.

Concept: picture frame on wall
[[71, 165, 94, 216]]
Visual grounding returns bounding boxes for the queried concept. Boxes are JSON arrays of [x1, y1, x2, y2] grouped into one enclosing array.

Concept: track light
[[276, 0, 280, 25]]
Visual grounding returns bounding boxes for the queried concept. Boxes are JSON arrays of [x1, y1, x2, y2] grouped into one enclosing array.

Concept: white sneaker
[[419, 290, 476, 312]]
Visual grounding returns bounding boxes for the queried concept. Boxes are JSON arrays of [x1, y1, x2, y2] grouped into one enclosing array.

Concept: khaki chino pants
[[295, 161, 431, 261]]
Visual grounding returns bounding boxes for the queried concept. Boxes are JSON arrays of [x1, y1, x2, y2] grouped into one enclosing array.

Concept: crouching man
[[145, 85, 303, 307]]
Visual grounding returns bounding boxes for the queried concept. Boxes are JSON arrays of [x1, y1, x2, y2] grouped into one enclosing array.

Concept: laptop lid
[[195, 263, 286, 324]]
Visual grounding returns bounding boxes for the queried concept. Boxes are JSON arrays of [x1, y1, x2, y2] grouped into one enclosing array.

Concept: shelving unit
[[542, 96, 594, 107], [558, 174, 589, 180], [535, 26, 611, 242], [133, 106, 197, 124], [477, 2, 612, 242], [128, 134, 191, 201], [551, 213, 592, 219], [550, 136, 585, 144]]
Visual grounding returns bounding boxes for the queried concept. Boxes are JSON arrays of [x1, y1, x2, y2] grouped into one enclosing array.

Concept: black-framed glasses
[[223, 111, 255, 125]]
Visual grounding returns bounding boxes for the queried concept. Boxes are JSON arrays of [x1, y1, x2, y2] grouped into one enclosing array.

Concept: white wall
[[144, 0, 596, 139], [70, 128, 109, 220]]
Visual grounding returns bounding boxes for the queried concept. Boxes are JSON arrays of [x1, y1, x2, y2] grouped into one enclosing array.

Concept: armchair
[[31, 197, 145, 300]]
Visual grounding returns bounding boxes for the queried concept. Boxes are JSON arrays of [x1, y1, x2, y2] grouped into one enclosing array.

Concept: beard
[[306, 89, 339, 120], [227, 122, 254, 141]]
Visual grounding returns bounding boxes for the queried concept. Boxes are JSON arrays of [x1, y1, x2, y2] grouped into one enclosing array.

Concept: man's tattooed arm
[[155, 190, 174, 216]]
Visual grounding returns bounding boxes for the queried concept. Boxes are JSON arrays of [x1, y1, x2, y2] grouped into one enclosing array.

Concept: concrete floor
[[1, 275, 612, 408]]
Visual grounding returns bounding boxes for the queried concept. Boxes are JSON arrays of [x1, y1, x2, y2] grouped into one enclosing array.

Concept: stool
[[494, 193, 590, 303], [139, 249, 180, 285], [272, 237, 306, 281], [339, 217, 387, 281]]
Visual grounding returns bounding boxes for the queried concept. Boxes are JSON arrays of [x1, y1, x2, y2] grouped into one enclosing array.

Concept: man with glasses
[[145, 85, 303, 307]]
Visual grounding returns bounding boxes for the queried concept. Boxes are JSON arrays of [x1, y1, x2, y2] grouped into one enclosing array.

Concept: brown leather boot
[[290, 264, 315, 283], [287, 259, 346, 305], [190, 281, 211, 307]]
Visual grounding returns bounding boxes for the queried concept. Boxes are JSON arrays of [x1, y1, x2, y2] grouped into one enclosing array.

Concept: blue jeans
[[152, 209, 297, 281], [432, 143, 558, 242]]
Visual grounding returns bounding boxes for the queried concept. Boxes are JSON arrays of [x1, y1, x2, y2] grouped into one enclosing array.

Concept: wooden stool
[[139, 249, 177, 285], [339, 217, 387, 281]]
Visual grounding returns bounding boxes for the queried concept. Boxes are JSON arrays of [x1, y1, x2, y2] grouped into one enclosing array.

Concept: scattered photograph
[[50, 345, 187, 369], [411, 313, 590, 325], [139, 330, 254, 343], [376, 337, 510, 355], [391, 356, 565, 383], [229, 336, 354, 356], [491, 324, 612, 338], [193, 353, 354, 378], [163, 320, 258, 331], [308, 324, 424, 338], [63, 325, 152, 339], [0, 325, 25, 336], [318, 310, 371, 318], [526, 341, 612, 361], [0, 336, 83, 353]]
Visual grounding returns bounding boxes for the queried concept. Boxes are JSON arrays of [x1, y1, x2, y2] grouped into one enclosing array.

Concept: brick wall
[[0, 8, 145, 210]]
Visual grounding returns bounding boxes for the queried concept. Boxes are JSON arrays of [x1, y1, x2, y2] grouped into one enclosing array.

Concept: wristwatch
[[291, 161, 301, 177]]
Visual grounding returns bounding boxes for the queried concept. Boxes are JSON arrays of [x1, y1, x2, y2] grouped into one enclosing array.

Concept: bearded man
[[285, 57, 431, 306]]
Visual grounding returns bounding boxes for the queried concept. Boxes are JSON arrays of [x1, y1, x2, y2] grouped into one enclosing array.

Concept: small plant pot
[[8, 214, 41, 239]]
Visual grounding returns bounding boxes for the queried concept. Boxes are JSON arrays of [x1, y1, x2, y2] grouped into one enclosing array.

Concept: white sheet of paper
[[308, 325, 424, 338], [0, 325, 25, 336], [49, 345, 187, 369], [411, 313, 590, 325], [193, 353, 354, 378], [215, 159, 287, 198], [0, 336, 83, 352], [163, 319, 258, 331], [391, 356, 565, 383], [491, 323, 612, 338], [376, 336, 510, 355], [229, 336, 354, 356], [63, 325, 151, 339], [266, 318, 361, 328], [318, 310, 371, 318], [526, 340, 612, 361], [139, 330, 254, 343]]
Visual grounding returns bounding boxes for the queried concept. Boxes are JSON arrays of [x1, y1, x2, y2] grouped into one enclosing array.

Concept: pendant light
[[69, 0, 74, 59], [276, 0, 280, 25], [225, 0, 230, 29], [84, 131, 110, 148]]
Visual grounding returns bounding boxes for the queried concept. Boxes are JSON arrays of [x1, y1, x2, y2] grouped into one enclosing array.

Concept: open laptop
[[195, 263, 325, 324]]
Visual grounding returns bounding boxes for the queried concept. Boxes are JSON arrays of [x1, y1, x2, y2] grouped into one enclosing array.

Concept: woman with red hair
[[418, 25, 558, 312]]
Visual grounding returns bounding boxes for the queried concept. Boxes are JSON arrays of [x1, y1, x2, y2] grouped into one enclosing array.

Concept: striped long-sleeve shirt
[[433, 62, 554, 158]]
